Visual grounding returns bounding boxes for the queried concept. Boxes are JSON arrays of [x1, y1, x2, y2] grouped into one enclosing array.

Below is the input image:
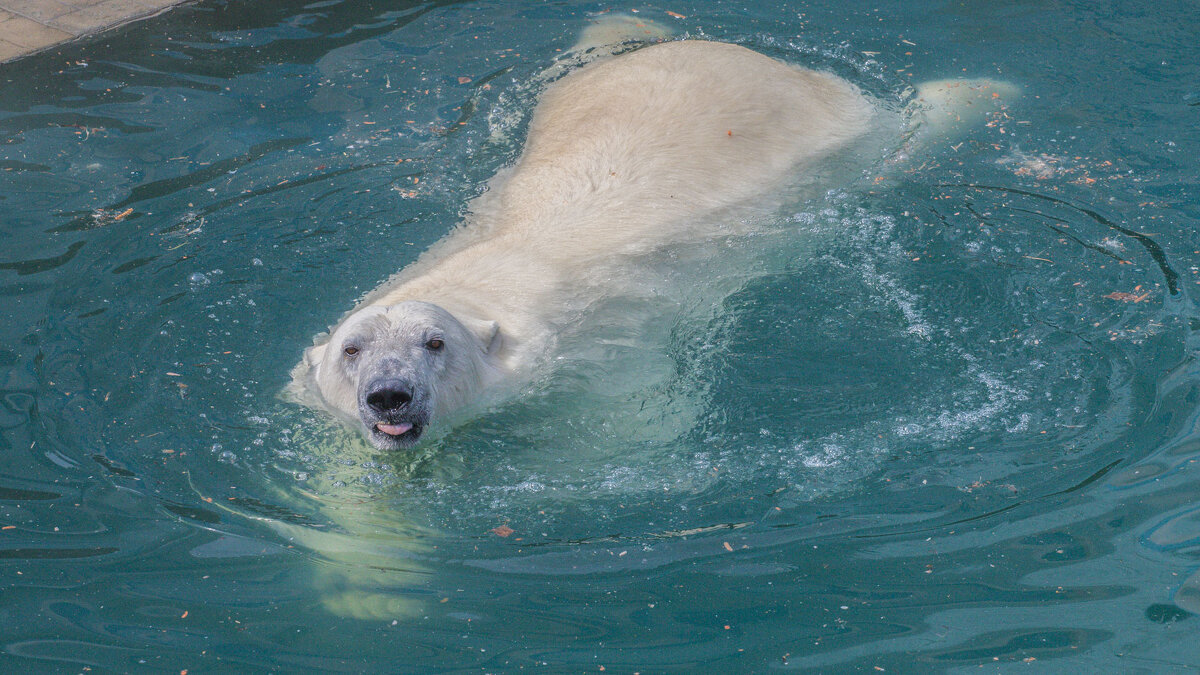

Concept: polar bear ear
[[284, 341, 327, 406], [304, 341, 326, 368], [461, 317, 500, 354]]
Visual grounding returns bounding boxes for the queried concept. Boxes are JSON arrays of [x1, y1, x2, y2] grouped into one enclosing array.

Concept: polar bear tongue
[[376, 422, 413, 436]]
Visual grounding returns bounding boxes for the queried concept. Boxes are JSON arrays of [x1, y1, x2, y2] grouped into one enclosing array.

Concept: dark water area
[[2, 0, 1199, 671]]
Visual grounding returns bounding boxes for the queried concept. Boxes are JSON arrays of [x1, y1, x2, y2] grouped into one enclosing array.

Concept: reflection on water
[[2, 0, 1200, 670]]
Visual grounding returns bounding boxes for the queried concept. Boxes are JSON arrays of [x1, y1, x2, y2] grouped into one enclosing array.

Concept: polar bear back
[[358, 40, 875, 344], [475, 40, 874, 247]]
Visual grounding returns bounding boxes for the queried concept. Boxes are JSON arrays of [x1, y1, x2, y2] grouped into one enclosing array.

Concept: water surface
[[2, 0, 1199, 671]]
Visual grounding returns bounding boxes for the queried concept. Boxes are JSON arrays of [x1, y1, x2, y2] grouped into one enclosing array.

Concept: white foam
[[801, 442, 848, 468], [858, 261, 933, 339], [933, 367, 1028, 436]]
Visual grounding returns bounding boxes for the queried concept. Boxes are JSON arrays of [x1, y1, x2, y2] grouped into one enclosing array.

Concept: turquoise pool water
[[2, 0, 1199, 671]]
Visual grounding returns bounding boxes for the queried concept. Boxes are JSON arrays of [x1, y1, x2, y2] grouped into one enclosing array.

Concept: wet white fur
[[290, 30, 1017, 441]]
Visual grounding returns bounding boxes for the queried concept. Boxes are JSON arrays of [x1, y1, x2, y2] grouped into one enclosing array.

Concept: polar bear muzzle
[[360, 375, 430, 449]]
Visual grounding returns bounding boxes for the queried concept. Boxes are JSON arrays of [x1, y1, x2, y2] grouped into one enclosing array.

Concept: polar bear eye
[[343, 345, 359, 357], [425, 338, 444, 351]]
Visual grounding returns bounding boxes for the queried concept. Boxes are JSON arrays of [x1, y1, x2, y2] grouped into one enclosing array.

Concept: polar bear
[[290, 22, 1017, 450]]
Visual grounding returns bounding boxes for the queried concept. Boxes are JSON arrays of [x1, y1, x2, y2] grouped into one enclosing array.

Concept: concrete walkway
[[0, 0, 182, 63]]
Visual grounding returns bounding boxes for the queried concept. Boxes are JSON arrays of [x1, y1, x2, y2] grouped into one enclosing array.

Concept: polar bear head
[[295, 301, 500, 450]]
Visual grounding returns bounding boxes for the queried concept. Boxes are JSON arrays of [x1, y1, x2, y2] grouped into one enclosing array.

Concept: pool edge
[[0, 0, 186, 64]]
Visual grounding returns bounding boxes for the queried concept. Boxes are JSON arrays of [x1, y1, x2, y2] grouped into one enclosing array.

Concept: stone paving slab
[[0, 0, 183, 63]]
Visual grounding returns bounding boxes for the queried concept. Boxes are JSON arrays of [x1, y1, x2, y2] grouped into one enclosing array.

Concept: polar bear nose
[[365, 380, 413, 413]]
